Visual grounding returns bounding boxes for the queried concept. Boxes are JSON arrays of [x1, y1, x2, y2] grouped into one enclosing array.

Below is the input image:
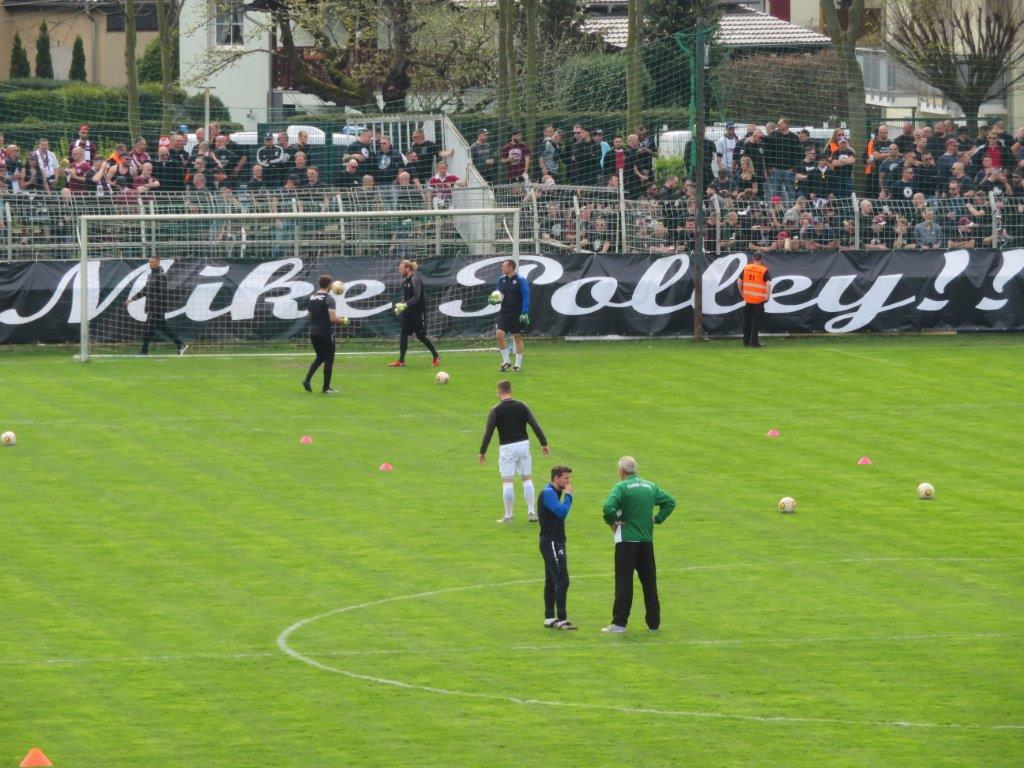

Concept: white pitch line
[[3, 631, 1015, 669], [276, 567, 1024, 732], [83, 347, 493, 360]]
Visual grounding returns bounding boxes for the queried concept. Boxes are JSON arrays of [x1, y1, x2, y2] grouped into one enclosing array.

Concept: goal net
[[77, 206, 520, 360]]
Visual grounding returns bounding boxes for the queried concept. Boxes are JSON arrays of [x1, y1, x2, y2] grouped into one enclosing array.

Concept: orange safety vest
[[741, 263, 769, 304], [865, 138, 876, 175]]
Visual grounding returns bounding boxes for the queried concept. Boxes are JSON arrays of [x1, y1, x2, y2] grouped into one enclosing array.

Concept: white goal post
[[77, 207, 521, 361]]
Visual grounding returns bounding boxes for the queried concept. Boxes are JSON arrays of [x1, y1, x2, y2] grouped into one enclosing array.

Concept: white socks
[[500, 346, 511, 364], [515, 353, 523, 368], [523, 480, 535, 516], [502, 482, 515, 518]]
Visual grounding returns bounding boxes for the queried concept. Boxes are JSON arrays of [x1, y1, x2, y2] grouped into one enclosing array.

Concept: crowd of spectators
[[3, 116, 1024, 255]]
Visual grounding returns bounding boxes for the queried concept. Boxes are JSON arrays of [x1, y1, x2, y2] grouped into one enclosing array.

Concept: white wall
[[179, 0, 272, 129]]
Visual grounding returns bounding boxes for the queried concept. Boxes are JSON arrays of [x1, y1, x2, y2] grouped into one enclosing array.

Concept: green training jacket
[[602, 475, 676, 543]]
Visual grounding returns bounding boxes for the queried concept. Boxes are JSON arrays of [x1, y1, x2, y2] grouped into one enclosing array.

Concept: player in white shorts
[[478, 379, 550, 523]]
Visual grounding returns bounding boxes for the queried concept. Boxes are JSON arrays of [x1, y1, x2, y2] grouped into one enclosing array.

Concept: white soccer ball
[[489, 290, 503, 305], [1, 431, 16, 447], [330, 280, 345, 295], [435, 371, 450, 385], [778, 496, 796, 514], [917, 482, 934, 500]]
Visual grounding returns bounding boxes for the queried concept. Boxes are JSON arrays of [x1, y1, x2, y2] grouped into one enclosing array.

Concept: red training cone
[[379, 463, 394, 472], [21, 748, 52, 768], [766, 429, 780, 437], [299, 435, 313, 445], [857, 456, 872, 465]]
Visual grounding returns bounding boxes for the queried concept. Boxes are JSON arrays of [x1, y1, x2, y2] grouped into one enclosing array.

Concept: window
[[215, 0, 244, 47], [106, 4, 159, 32]]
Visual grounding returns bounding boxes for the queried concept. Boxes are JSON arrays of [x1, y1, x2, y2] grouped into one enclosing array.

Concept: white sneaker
[[496, 516, 513, 524], [527, 513, 538, 522], [601, 624, 627, 634], [177, 344, 189, 356]]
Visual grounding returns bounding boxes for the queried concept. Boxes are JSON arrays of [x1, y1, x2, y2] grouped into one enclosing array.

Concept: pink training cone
[[379, 463, 394, 471], [300, 435, 313, 444], [766, 429, 780, 437], [857, 456, 872, 465]]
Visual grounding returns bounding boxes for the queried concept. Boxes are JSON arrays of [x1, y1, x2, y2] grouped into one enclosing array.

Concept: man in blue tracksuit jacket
[[494, 258, 531, 372], [538, 465, 577, 630]]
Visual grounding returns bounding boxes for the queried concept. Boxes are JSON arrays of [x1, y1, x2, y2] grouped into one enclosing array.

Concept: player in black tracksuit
[[389, 259, 440, 367], [538, 465, 577, 630], [125, 256, 187, 355], [303, 275, 347, 394]]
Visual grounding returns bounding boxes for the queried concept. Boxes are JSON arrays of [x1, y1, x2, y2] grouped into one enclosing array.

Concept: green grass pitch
[[1, 335, 1022, 767]]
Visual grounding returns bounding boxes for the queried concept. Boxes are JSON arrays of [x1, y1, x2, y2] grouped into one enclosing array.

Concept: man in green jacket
[[601, 456, 676, 633]]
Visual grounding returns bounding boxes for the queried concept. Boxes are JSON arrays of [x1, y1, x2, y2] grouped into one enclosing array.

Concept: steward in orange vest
[[736, 253, 772, 348]]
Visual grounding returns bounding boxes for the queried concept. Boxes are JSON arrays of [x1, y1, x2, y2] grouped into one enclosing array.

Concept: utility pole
[[675, 23, 708, 340], [692, 19, 707, 340]]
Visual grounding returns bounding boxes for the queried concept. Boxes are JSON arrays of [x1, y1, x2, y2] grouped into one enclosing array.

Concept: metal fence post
[[4, 202, 11, 261], [530, 189, 540, 253], [618, 168, 627, 252], [989, 190, 998, 245], [852, 193, 860, 249], [714, 194, 722, 255]]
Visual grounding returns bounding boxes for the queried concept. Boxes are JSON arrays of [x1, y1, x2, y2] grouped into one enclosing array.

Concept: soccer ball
[[488, 290, 503, 305], [330, 280, 345, 295], [778, 496, 796, 514], [1, 431, 16, 447], [435, 371, 450, 385], [917, 482, 934, 500]]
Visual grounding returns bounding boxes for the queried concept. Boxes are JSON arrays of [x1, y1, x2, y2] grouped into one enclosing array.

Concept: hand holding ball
[[488, 291, 503, 305], [394, 302, 407, 316]]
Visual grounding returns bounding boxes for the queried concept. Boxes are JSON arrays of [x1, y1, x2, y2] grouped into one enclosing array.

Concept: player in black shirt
[[479, 379, 550, 523], [303, 275, 348, 394], [538, 465, 577, 630], [124, 256, 187, 356], [388, 259, 441, 368]]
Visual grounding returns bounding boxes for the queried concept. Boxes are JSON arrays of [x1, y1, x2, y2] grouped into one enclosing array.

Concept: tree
[[137, 27, 179, 82], [820, 0, 868, 193], [644, 0, 720, 110], [10, 33, 31, 79], [34, 21, 55, 79], [885, 0, 1024, 130], [154, 0, 179, 134], [69, 36, 87, 81], [523, 0, 538, 148], [123, 0, 142, 138], [626, 0, 643, 130]]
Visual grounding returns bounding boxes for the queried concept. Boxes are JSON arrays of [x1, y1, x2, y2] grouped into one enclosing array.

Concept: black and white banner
[[1, 249, 1023, 344]]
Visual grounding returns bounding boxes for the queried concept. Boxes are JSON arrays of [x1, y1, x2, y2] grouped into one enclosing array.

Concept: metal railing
[[3, 186, 1018, 262]]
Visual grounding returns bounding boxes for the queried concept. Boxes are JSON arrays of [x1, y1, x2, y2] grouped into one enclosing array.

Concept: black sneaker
[[513, 365, 521, 372], [322, 388, 338, 395], [553, 620, 578, 630], [499, 362, 512, 372], [302, 380, 312, 392]]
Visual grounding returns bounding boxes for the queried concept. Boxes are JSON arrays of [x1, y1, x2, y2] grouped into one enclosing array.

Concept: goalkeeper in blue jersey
[[491, 259, 531, 372]]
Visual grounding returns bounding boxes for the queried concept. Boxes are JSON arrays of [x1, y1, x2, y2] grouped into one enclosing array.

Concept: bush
[[548, 53, 654, 113], [0, 78, 69, 90], [180, 93, 233, 125], [35, 21, 54, 80], [9, 34, 31, 79], [69, 37, 87, 82], [137, 30, 180, 83], [0, 82, 191, 126]]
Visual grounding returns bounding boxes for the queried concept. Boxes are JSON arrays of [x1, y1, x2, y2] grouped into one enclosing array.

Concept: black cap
[[511, 128, 522, 136], [263, 133, 274, 140]]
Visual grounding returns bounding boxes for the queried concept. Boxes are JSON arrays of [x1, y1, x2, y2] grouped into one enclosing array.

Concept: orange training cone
[[21, 748, 52, 768]]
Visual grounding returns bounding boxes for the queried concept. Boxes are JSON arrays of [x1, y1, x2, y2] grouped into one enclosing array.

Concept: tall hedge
[[137, 29, 180, 83], [547, 53, 654, 113], [34, 21, 55, 80]]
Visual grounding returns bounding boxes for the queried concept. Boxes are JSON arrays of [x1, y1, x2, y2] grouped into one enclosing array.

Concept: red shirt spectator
[[428, 161, 460, 206], [63, 146, 91, 193], [128, 139, 151, 175], [502, 130, 531, 181]]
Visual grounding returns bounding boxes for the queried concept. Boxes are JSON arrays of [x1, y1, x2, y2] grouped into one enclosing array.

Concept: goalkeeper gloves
[[394, 302, 407, 315], [519, 313, 530, 326]]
